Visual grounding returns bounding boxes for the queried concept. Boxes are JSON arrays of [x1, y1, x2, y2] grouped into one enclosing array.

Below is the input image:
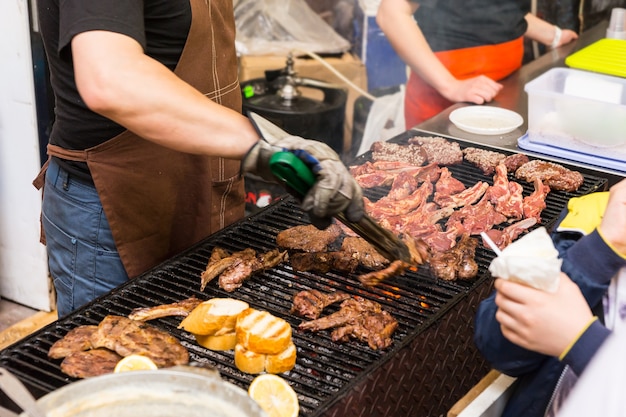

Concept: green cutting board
[[565, 38, 626, 78]]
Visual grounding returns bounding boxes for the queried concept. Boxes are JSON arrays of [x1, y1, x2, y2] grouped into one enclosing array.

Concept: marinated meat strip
[[407, 136, 463, 165], [60, 348, 122, 379], [218, 249, 288, 292], [200, 248, 256, 290], [276, 224, 343, 253], [299, 297, 398, 350], [486, 163, 524, 220], [429, 234, 479, 281], [128, 296, 203, 321], [291, 290, 351, 319], [515, 160, 584, 192], [370, 141, 428, 166], [91, 315, 189, 368], [463, 147, 506, 175], [523, 177, 551, 222], [482, 217, 537, 251], [48, 325, 98, 359]]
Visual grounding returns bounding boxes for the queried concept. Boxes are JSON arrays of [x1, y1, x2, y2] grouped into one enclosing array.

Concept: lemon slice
[[248, 374, 299, 417], [114, 354, 158, 373]]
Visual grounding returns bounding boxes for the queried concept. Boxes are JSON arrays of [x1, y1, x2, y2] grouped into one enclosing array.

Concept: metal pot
[[23, 366, 267, 417]]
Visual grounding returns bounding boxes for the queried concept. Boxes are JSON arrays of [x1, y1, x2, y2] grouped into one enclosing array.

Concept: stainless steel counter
[[415, 21, 625, 184]]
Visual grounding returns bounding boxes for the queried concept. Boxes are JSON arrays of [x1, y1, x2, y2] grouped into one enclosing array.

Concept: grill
[[0, 133, 609, 416]]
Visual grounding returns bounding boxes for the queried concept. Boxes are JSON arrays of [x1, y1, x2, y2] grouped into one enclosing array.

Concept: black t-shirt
[[413, 0, 529, 52], [37, 0, 191, 179]]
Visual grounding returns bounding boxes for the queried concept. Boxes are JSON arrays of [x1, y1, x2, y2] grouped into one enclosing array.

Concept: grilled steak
[[370, 141, 427, 166], [291, 290, 351, 319], [429, 234, 479, 281], [218, 248, 287, 292], [289, 251, 359, 273], [91, 315, 189, 367], [200, 248, 256, 290], [48, 325, 98, 359], [128, 296, 203, 321], [515, 160, 583, 192], [60, 348, 122, 379], [407, 136, 463, 166], [276, 224, 343, 252]]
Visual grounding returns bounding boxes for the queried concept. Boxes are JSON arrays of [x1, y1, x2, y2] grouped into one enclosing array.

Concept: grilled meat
[[515, 159, 583, 192], [289, 251, 359, 273], [128, 296, 203, 321], [276, 224, 343, 253], [48, 325, 98, 359], [341, 236, 389, 269], [407, 135, 463, 166], [359, 260, 408, 287], [299, 297, 398, 350], [291, 290, 351, 319], [200, 248, 256, 290], [482, 217, 537, 251], [60, 348, 122, 379], [370, 141, 428, 166], [523, 177, 551, 222], [429, 234, 478, 281], [218, 248, 287, 292], [91, 315, 189, 368]]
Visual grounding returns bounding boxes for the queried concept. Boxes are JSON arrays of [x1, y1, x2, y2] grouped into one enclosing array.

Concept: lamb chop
[[200, 247, 256, 290], [128, 296, 203, 321], [90, 315, 189, 368], [482, 217, 538, 251], [290, 290, 351, 319], [48, 325, 99, 359], [299, 297, 398, 350], [218, 248, 287, 292], [61, 348, 123, 379], [523, 177, 551, 222]]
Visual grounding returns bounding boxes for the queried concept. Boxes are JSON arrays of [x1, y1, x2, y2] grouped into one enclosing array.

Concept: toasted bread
[[195, 332, 237, 351], [234, 343, 266, 374], [179, 298, 249, 336], [236, 308, 292, 355], [265, 342, 297, 374]]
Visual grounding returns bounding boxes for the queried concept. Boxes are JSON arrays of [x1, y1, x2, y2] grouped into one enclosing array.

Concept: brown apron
[[34, 0, 245, 278]]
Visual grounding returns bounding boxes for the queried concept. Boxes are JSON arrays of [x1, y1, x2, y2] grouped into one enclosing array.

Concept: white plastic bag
[[357, 85, 406, 156], [234, 0, 351, 56]]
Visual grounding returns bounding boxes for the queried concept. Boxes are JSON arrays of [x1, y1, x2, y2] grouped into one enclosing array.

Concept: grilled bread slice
[[265, 341, 296, 374], [195, 332, 237, 351], [235, 308, 292, 355], [179, 298, 249, 336], [234, 343, 266, 374]]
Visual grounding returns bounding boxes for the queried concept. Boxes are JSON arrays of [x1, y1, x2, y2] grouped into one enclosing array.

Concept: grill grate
[[0, 135, 609, 416]]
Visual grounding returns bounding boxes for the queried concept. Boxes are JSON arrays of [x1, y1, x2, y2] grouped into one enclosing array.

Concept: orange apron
[[34, 0, 245, 278], [404, 37, 524, 129]]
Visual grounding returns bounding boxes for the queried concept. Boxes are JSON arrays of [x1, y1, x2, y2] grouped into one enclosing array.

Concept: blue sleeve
[[474, 228, 625, 376], [562, 320, 611, 376]]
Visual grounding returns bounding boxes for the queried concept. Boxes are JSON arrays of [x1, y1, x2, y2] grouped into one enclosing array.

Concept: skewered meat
[[48, 325, 98, 359], [290, 290, 351, 319], [128, 296, 203, 321], [299, 297, 398, 350], [515, 160, 584, 192], [60, 348, 123, 379], [429, 234, 479, 281], [407, 136, 463, 165], [91, 315, 189, 368]]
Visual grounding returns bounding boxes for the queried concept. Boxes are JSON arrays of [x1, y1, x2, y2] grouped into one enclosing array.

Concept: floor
[[0, 298, 39, 333]]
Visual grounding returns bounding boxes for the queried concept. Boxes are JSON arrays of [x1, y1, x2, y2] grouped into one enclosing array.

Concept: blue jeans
[[42, 159, 128, 318]]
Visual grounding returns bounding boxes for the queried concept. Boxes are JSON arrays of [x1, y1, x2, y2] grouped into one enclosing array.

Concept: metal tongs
[[0, 368, 47, 417]]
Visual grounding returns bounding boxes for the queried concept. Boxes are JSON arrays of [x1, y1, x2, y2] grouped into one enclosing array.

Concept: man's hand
[[242, 138, 364, 229], [494, 273, 593, 357]]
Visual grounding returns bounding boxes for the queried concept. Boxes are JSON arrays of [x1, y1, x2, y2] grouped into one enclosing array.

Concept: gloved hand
[[242, 137, 364, 229]]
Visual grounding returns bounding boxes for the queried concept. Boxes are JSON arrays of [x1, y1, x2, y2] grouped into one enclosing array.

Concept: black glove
[[242, 137, 364, 229]]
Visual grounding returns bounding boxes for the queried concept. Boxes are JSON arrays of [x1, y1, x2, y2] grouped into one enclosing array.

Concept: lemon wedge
[[114, 354, 158, 373], [248, 374, 299, 417]]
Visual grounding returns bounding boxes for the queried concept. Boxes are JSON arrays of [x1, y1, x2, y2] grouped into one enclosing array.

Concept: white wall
[[0, 0, 52, 311]]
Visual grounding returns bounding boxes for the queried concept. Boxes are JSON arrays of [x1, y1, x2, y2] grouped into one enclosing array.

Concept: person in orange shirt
[[377, 0, 579, 128]]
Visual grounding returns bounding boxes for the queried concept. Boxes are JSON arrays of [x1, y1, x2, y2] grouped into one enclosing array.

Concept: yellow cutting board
[[565, 38, 626, 78]]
